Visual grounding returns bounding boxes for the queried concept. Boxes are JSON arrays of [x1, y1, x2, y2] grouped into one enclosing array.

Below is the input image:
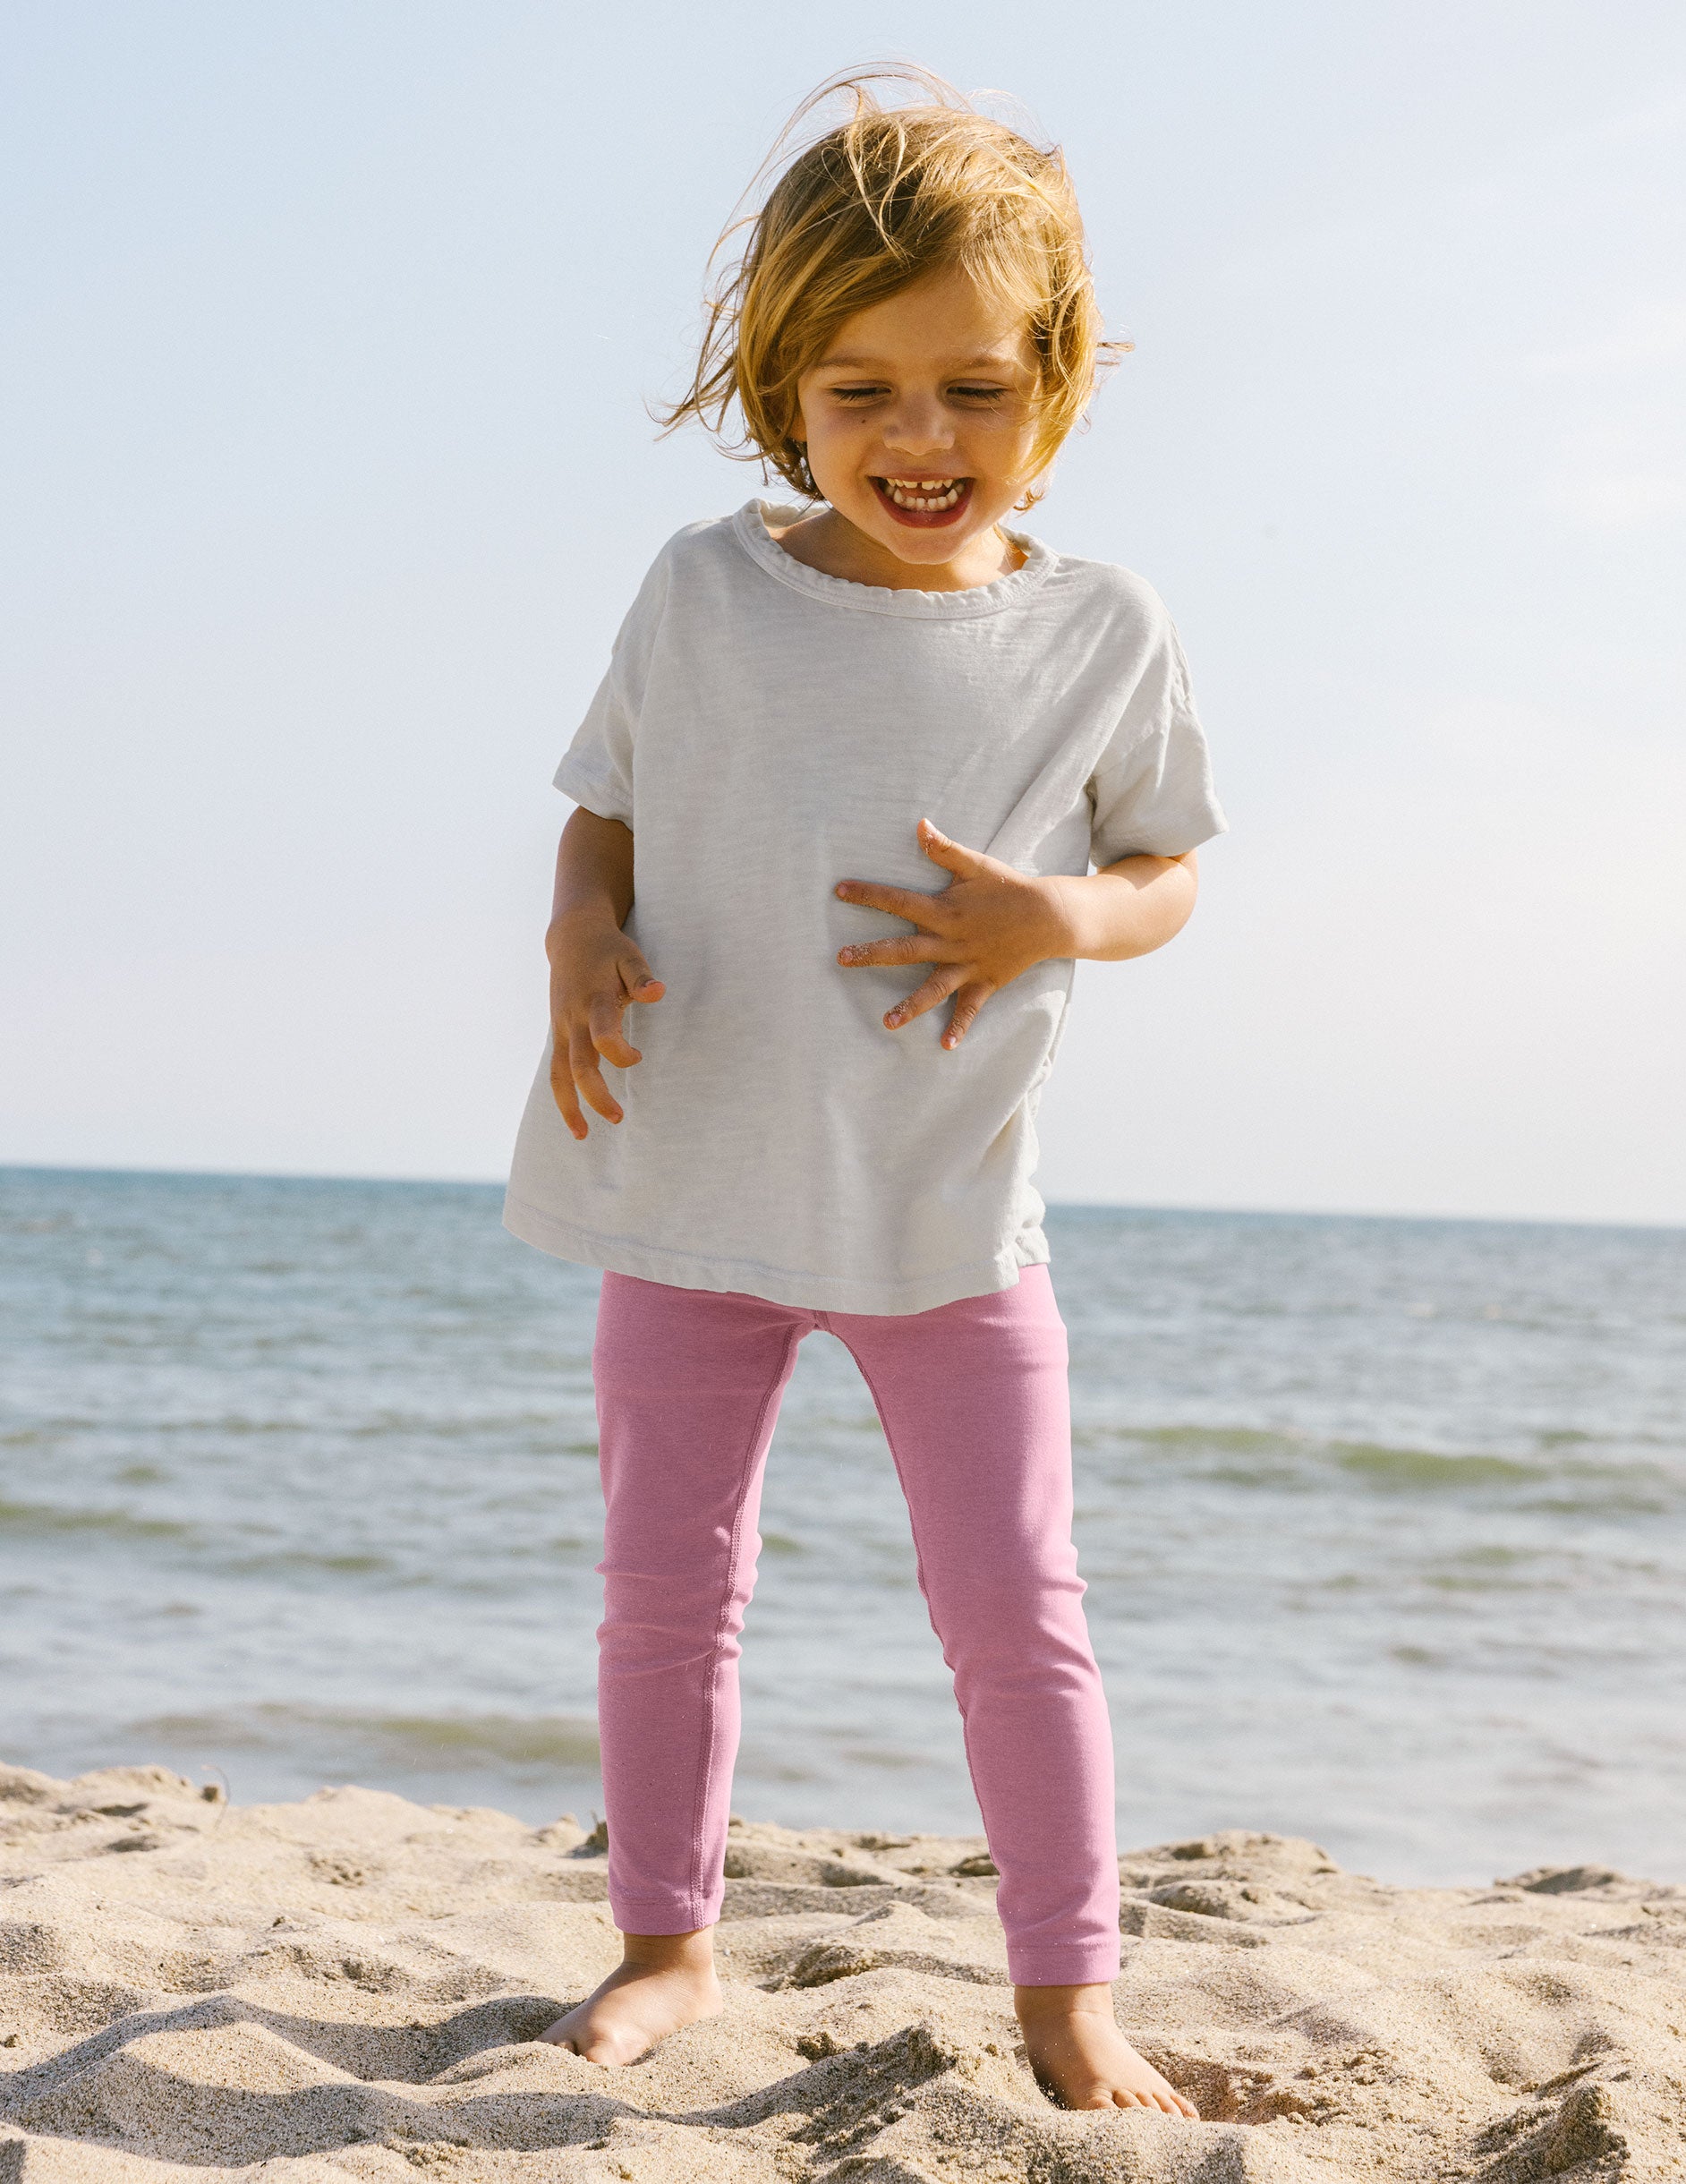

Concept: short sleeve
[[1086, 620, 1228, 869], [551, 551, 672, 826]]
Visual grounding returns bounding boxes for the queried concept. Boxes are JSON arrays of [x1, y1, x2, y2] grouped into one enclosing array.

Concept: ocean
[[2, 1165, 1682, 1886]]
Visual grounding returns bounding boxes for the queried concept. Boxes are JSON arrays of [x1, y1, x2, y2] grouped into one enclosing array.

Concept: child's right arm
[[546, 808, 665, 1139]]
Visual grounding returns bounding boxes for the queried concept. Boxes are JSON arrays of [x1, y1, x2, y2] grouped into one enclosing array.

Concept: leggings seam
[[832, 1337, 948, 1676], [686, 1327, 800, 1921], [830, 1327, 974, 1738], [835, 1324, 1088, 1907]]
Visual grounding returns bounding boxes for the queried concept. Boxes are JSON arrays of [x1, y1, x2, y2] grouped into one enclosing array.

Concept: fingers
[[549, 951, 663, 1139], [873, 968, 998, 1044], [587, 994, 643, 1071], [548, 1053, 588, 1139], [834, 820, 988, 924], [838, 934, 962, 969], [834, 879, 951, 925], [621, 950, 665, 1006], [548, 1012, 617, 1137], [568, 1022, 623, 1125], [941, 980, 993, 1050], [589, 955, 665, 1069], [883, 965, 967, 1030], [916, 815, 986, 874]]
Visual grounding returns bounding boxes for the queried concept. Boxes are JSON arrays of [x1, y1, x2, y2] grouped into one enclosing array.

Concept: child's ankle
[[1014, 1980, 1114, 2020], [619, 1925, 717, 1974]]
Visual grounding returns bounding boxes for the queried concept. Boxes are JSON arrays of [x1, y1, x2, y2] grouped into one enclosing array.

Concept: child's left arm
[[836, 816, 1197, 1051]]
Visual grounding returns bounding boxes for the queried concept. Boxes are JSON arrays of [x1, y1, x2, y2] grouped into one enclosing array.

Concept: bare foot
[[540, 1927, 722, 2065], [1015, 1984, 1198, 2117]]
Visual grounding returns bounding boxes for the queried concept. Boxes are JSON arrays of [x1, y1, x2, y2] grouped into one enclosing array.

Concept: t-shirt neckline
[[732, 499, 1056, 619]]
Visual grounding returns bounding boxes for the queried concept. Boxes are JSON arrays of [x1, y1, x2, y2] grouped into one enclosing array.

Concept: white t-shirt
[[504, 500, 1226, 1315]]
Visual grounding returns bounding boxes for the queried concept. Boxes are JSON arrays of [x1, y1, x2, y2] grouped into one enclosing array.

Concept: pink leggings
[[590, 1264, 1121, 1987]]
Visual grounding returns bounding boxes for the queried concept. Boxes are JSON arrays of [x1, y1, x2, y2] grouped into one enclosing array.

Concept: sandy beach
[[0, 1764, 1682, 2180]]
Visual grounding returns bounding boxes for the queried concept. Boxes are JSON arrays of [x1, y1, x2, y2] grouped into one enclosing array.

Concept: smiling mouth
[[872, 475, 972, 525]]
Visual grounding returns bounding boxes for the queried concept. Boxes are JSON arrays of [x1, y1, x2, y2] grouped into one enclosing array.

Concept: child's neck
[[768, 506, 1026, 593]]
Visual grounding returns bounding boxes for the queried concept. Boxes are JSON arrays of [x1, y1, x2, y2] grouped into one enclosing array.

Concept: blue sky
[[3, 2, 1682, 1220]]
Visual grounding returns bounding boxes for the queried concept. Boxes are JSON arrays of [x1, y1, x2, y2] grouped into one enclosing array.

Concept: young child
[[503, 73, 1224, 2116]]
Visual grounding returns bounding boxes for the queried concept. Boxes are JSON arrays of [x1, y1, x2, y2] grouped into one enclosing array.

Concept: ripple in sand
[[2, 1768, 1684, 2180]]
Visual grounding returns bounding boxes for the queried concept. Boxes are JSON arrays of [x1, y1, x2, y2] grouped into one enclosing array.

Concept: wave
[[1073, 1423, 1683, 1503], [0, 1497, 196, 1542], [129, 1705, 601, 1771], [217, 1549, 396, 1577], [1334, 1444, 1541, 1488]]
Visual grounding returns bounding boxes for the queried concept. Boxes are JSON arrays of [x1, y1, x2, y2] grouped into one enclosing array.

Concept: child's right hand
[[547, 914, 665, 1139]]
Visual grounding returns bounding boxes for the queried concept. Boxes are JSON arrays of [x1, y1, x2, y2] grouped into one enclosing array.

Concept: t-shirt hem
[[502, 1190, 1038, 1317]]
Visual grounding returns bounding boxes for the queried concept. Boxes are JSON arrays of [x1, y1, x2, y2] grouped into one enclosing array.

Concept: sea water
[[2, 1166, 1682, 1885]]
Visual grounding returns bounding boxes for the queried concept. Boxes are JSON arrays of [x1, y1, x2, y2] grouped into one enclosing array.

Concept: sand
[[2, 1764, 1683, 2180]]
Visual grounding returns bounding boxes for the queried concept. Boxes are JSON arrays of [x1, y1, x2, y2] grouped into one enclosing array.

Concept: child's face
[[791, 268, 1044, 565]]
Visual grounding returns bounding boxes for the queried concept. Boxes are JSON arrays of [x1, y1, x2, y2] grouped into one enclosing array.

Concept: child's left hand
[[835, 818, 1079, 1050]]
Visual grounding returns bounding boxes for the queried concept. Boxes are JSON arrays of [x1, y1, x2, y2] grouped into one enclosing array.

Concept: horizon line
[[2, 1160, 1681, 1238]]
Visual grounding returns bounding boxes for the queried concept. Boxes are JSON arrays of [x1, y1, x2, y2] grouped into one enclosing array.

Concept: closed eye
[[825, 382, 1011, 405]]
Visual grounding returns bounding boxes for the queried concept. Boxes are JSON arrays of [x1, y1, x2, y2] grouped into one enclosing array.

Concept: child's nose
[[881, 392, 954, 455]]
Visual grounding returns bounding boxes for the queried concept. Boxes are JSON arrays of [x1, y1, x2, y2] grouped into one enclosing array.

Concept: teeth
[[881, 478, 965, 511]]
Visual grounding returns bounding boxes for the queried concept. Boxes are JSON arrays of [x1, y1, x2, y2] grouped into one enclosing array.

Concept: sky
[[3, 1, 1683, 1223]]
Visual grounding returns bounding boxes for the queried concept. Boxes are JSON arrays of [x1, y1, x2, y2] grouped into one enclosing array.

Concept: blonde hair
[[660, 68, 1121, 507]]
